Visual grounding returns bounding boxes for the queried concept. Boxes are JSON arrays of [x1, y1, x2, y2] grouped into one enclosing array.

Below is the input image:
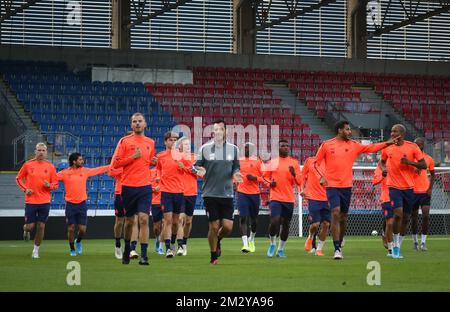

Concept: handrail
[[0, 76, 27, 132]]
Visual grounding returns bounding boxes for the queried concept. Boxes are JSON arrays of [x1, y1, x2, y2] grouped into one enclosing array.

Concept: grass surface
[[1, 236, 449, 292]]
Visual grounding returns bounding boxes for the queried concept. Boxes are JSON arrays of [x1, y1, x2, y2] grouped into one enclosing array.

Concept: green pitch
[[1, 236, 449, 292]]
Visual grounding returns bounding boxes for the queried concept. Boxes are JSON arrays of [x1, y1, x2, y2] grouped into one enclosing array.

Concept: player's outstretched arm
[[400, 157, 427, 170], [86, 165, 110, 177]]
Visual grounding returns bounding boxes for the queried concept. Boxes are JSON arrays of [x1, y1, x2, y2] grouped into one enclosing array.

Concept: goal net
[[288, 166, 450, 237]]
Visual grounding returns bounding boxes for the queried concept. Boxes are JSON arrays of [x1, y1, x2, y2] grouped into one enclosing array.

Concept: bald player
[[57, 153, 109, 256], [264, 139, 302, 258], [380, 124, 426, 259], [176, 137, 198, 256], [373, 162, 394, 257], [411, 137, 435, 251], [112, 112, 155, 265], [314, 120, 398, 259], [109, 165, 124, 259], [301, 155, 329, 257], [237, 142, 265, 253], [16, 143, 59, 259]]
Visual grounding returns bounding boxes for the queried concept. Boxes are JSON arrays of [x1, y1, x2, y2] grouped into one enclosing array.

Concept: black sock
[[171, 234, 176, 245], [76, 237, 82, 243], [333, 240, 341, 252], [141, 243, 148, 258], [183, 237, 188, 245], [177, 239, 183, 248], [131, 241, 137, 251], [115, 238, 121, 248], [124, 240, 131, 253], [210, 251, 217, 261], [70, 242, 75, 251]]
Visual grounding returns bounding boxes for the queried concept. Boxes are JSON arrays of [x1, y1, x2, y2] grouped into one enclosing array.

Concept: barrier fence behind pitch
[[289, 167, 450, 237]]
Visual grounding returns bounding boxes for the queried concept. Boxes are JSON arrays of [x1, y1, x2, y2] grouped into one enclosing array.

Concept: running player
[[264, 139, 302, 258], [150, 167, 164, 255], [57, 153, 109, 256], [193, 119, 242, 265], [380, 124, 426, 259], [237, 142, 265, 253], [314, 120, 398, 259], [111, 112, 155, 265], [16, 143, 58, 259], [301, 155, 329, 257], [109, 165, 124, 259], [157, 131, 191, 258], [129, 214, 140, 259], [176, 137, 198, 256], [411, 137, 435, 251], [373, 162, 394, 257]]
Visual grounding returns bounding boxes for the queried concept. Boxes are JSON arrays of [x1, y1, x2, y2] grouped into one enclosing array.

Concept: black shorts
[[114, 195, 125, 218], [203, 197, 234, 222], [413, 193, 431, 210]]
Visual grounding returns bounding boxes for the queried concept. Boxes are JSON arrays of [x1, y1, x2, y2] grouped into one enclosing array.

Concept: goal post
[[289, 166, 450, 237]]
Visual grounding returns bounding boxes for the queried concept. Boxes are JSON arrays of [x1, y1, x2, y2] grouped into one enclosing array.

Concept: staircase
[[265, 83, 335, 141], [358, 87, 424, 141], [0, 76, 45, 167], [0, 78, 38, 131]]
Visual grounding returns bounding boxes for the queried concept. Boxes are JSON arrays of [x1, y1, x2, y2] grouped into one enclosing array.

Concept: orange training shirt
[[381, 141, 424, 190], [150, 168, 161, 205], [237, 157, 264, 195], [57, 166, 109, 203], [156, 150, 191, 194], [16, 159, 59, 204], [108, 166, 123, 195], [315, 138, 387, 188], [111, 133, 155, 187], [180, 152, 198, 196], [373, 165, 390, 204], [413, 153, 435, 194], [263, 156, 302, 203], [301, 157, 327, 201]]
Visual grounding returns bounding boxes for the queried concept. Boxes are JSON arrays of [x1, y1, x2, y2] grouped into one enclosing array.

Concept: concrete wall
[[92, 67, 193, 84], [342, 112, 389, 129], [1, 44, 450, 75], [0, 105, 20, 170]]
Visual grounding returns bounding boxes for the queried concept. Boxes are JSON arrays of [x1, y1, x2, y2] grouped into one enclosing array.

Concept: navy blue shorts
[[24, 203, 50, 224], [308, 199, 330, 223], [326, 187, 352, 213], [114, 195, 124, 218], [161, 192, 184, 214], [122, 185, 152, 217], [183, 195, 197, 217], [269, 200, 294, 220], [413, 193, 431, 210], [389, 188, 414, 214], [66, 201, 88, 225], [237, 192, 260, 218], [381, 202, 394, 219], [151, 204, 163, 223]]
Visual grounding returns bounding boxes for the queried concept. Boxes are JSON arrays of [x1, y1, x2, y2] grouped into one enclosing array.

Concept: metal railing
[[0, 76, 27, 132], [13, 131, 80, 167]]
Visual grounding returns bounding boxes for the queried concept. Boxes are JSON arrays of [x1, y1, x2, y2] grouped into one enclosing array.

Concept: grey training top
[[193, 141, 240, 198]]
